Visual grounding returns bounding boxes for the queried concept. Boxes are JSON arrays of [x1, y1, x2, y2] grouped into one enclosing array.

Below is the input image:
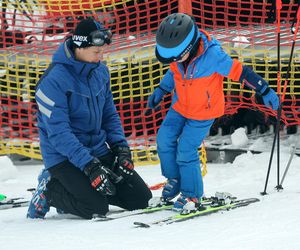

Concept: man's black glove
[[112, 145, 134, 180], [84, 158, 116, 196]]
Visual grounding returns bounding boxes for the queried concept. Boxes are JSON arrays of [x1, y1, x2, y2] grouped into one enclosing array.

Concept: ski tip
[[0, 194, 7, 201], [133, 222, 151, 228]]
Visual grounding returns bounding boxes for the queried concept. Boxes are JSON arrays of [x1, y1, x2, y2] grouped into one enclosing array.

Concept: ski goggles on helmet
[[155, 24, 199, 64], [155, 43, 194, 64], [88, 29, 112, 46]]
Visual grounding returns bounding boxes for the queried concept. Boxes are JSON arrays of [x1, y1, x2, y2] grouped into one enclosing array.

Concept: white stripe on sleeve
[[36, 89, 55, 107], [37, 101, 52, 118]]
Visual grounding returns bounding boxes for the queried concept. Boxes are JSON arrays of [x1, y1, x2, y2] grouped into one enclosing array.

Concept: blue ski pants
[[157, 108, 214, 198]]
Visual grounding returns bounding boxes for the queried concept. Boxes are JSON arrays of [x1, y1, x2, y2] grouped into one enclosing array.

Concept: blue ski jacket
[[35, 39, 128, 171]]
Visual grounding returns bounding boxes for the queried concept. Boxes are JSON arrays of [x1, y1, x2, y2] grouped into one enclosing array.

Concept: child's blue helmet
[[155, 13, 200, 64]]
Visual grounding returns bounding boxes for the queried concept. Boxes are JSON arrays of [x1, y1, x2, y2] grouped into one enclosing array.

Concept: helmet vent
[[156, 13, 196, 51], [159, 26, 164, 34]]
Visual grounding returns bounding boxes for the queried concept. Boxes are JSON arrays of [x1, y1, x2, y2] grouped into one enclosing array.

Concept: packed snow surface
[[0, 150, 300, 250]]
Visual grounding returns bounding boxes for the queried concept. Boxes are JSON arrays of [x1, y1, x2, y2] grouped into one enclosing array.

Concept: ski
[[0, 189, 37, 210], [91, 195, 229, 221], [92, 202, 174, 221], [133, 197, 260, 228], [0, 197, 30, 210], [0, 194, 7, 201]]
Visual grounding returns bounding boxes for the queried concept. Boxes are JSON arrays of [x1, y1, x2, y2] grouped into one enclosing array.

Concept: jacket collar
[[63, 39, 99, 77], [173, 29, 212, 69], [195, 29, 212, 58]]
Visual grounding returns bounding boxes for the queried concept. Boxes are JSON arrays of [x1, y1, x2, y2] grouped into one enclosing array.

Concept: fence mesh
[[0, 0, 299, 163]]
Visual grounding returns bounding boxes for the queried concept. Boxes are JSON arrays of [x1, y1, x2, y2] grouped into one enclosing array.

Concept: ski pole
[[280, 136, 300, 186], [280, 6, 300, 103], [278, 5, 300, 188], [262, 2, 300, 194], [261, 0, 282, 195], [275, 0, 282, 191]]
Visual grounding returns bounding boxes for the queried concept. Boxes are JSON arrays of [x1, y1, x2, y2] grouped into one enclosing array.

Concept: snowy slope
[[0, 150, 300, 250]]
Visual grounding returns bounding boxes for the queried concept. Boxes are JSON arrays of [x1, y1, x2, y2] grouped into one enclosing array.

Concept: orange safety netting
[[0, 0, 299, 164], [191, 0, 300, 126]]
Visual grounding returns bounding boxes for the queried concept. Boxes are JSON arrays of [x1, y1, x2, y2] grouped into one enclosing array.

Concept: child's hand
[[147, 86, 168, 109], [261, 88, 279, 110]]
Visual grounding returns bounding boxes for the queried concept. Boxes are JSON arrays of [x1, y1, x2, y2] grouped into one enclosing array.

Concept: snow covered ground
[[1, 147, 300, 250]]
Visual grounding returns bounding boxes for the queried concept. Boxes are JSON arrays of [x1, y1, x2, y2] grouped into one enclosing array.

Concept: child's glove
[[239, 66, 279, 110], [147, 86, 168, 109], [261, 87, 279, 110]]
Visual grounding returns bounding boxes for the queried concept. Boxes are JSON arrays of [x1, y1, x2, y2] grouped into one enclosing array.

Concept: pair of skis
[[0, 191, 259, 227], [0, 196, 30, 210], [92, 196, 260, 227], [91, 196, 220, 221], [134, 197, 259, 227], [0, 189, 35, 210]]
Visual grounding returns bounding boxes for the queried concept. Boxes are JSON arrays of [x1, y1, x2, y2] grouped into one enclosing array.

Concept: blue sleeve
[[208, 44, 234, 77], [101, 71, 128, 148], [36, 77, 93, 170], [159, 69, 175, 92], [239, 65, 268, 94]]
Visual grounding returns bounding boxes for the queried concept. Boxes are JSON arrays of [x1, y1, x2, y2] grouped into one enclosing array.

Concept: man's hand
[[84, 158, 116, 195], [112, 146, 134, 180]]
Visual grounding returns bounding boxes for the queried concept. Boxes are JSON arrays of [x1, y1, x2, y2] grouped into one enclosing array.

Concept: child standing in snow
[[147, 13, 279, 211]]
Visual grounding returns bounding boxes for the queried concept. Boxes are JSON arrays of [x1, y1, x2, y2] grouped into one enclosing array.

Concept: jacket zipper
[[206, 91, 211, 109], [86, 96, 91, 124], [87, 70, 97, 134], [184, 62, 197, 109], [184, 72, 188, 108], [180, 40, 210, 113]]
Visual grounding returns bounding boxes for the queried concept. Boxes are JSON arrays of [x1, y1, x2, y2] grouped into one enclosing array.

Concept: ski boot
[[148, 196, 173, 208], [148, 178, 180, 208], [173, 194, 204, 215], [212, 192, 234, 206], [27, 169, 51, 219], [162, 178, 180, 200]]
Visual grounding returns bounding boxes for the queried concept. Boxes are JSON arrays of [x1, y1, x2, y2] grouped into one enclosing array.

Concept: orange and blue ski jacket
[[159, 30, 243, 120]]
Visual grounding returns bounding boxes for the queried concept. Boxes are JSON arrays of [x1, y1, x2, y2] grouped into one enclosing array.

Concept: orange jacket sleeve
[[228, 59, 243, 82]]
